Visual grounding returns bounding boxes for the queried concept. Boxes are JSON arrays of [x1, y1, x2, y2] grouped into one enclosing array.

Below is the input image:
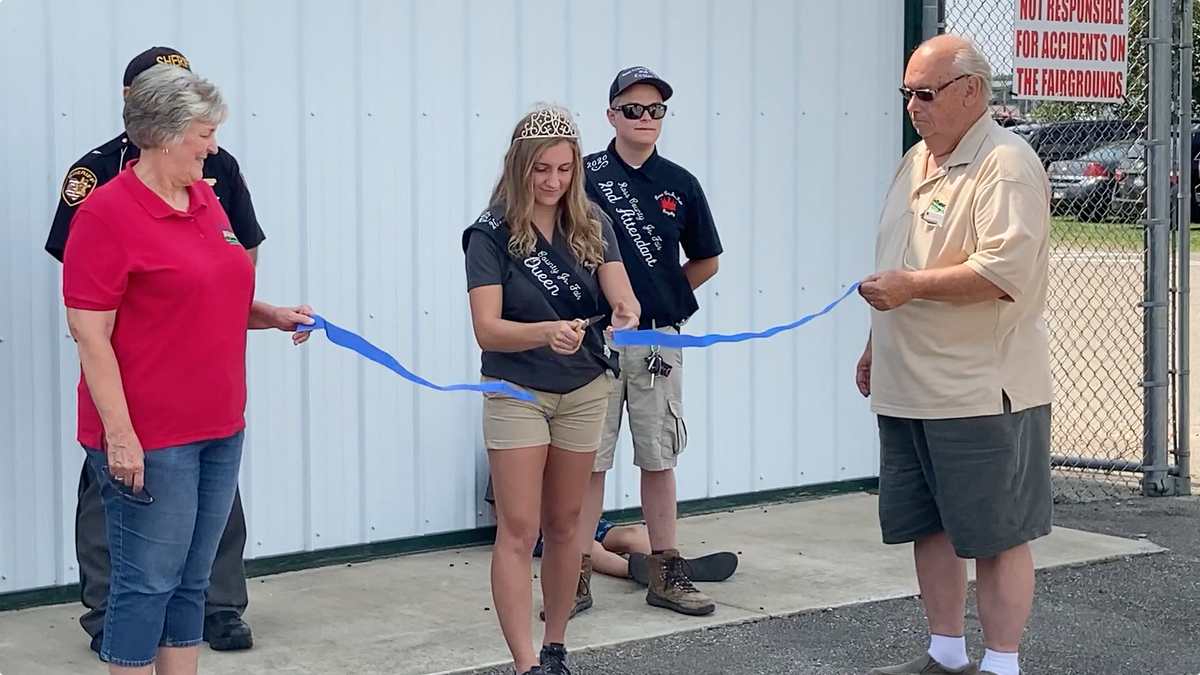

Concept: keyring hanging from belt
[[644, 320, 672, 387]]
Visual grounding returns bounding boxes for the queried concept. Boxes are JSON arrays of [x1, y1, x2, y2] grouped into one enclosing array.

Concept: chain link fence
[[940, 0, 1192, 502]]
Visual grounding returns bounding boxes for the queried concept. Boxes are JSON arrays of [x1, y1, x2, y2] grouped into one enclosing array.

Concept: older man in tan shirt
[[856, 35, 1054, 675]]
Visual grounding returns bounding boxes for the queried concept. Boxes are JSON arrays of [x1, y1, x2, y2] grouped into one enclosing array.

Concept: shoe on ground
[[646, 549, 715, 616], [539, 555, 593, 622], [629, 550, 738, 586], [868, 653, 980, 675], [203, 610, 253, 651], [539, 642, 572, 675]]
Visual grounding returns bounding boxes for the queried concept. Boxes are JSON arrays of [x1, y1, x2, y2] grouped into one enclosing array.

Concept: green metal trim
[[0, 477, 878, 613], [0, 583, 78, 613], [902, 0, 925, 153]]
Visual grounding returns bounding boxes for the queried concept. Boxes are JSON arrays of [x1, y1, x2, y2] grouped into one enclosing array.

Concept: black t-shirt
[[45, 132, 266, 262], [464, 205, 622, 394], [583, 139, 723, 329]]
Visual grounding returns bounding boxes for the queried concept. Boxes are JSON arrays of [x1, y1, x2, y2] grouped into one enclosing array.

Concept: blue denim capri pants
[[84, 430, 244, 667]]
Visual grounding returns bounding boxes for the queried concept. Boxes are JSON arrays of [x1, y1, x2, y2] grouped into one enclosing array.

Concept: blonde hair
[[488, 104, 606, 268]]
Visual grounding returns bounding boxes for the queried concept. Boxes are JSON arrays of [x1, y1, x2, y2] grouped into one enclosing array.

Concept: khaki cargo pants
[[594, 326, 688, 472]]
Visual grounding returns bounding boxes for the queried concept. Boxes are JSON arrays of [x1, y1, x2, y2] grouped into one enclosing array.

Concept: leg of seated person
[[601, 524, 651, 556], [588, 540, 632, 578]]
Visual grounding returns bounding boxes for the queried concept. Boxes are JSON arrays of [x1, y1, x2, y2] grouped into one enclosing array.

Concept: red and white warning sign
[[1012, 0, 1130, 103]]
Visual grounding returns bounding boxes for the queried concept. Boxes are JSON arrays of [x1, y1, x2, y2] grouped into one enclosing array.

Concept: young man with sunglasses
[[575, 66, 733, 618]]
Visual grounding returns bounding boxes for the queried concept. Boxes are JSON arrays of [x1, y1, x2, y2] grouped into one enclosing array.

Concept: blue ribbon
[[612, 282, 862, 348], [297, 315, 535, 401]]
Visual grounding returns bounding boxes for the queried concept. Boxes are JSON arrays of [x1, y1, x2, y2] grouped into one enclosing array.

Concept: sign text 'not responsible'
[[1013, 0, 1130, 103]]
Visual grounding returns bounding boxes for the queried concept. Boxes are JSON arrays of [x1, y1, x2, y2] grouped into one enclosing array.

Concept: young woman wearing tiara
[[462, 103, 640, 675]]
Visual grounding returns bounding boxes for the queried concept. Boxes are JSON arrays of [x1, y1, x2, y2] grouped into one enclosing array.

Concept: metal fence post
[[943, 0, 1178, 501], [1175, 0, 1193, 495], [923, 0, 944, 40], [903, 0, 927, 154], [1143, 0, 1173, 496]]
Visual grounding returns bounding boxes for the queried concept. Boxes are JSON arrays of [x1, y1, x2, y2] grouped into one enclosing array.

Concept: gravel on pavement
[[471, 495, 1200, 675]]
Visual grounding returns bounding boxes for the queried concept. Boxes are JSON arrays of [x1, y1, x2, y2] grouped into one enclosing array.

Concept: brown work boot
[[646, 549, 715, 616], [573, 553, 594, 615], [539, 554, 593, 621], [868, 653, 979, 675]]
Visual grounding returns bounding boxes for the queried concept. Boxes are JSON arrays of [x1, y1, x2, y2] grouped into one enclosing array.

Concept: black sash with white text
[[584, 153, 675, 324], [464, 208, 617, 372]]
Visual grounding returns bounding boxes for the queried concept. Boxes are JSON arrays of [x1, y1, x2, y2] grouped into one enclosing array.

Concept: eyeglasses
[[101, 464, 154, 505], [899, 74, 970, 102], [612, 102, 668, 120]]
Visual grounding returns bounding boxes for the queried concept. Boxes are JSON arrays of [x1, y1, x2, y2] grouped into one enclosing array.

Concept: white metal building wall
[[0, 0, 903, 595]]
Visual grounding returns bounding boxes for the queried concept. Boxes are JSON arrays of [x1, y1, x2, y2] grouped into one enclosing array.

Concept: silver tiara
[[517, 104, 579, 140]]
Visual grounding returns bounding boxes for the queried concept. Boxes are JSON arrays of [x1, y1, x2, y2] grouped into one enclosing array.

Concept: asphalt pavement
[[470, 495, 1200, 675]]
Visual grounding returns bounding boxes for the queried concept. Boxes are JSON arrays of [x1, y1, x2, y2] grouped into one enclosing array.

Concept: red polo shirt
[[62, 160, 257, 452]]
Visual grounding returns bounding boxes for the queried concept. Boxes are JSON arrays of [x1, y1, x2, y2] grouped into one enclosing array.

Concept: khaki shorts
[[481, 373, 612, 453], [595, 326, 687, 472]]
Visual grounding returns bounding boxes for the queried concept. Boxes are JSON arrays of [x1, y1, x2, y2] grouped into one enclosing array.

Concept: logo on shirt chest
[[922, 196, 947, 225], [655, 190, 682, 218], [221, 229, 240, 245]]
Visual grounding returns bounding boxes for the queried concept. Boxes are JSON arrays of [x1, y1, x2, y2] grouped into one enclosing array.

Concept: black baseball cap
[[608, 65, 673, 104], [123, 46, 192, 86]]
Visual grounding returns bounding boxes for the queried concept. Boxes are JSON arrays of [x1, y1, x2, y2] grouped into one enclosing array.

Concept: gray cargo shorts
[[876, 393, 1053, 559]]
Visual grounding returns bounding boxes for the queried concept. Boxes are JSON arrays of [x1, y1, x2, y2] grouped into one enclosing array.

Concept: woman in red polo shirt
[[61, 64, 313, 675]]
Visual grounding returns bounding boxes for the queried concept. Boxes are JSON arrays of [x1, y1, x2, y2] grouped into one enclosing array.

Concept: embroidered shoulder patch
[[62, 167, 99, 207]]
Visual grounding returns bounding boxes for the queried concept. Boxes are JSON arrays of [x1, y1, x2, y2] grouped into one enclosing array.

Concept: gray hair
[[950, 39, 993, 92], [123, 64, 228, 150]]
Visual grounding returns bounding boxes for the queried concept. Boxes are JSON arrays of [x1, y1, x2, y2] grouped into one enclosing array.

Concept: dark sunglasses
[[612, 102, 668, 120], [101, 464, 154, 505], [899, 73, 970, 102]]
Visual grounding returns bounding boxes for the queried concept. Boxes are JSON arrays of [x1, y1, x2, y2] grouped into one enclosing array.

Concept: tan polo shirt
[[870, 111, 1054, 419]]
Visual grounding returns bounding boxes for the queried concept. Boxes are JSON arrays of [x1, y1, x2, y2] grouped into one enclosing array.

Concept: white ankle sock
[[979, 649, 1020, 675], [927, 634, 969, 669]]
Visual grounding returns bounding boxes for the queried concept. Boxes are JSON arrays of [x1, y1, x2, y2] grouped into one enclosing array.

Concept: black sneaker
[[539, 642, 571, 675], [203, 611, 253, 651], [89, 632, 102, 657], [517, 667, 546, 675]]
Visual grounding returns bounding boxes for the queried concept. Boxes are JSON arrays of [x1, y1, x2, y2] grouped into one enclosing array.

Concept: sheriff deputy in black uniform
[[44, 46, 264, 656]]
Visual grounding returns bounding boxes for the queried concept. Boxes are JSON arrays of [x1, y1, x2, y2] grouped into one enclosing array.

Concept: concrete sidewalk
[[0, 492, 1165, 675]]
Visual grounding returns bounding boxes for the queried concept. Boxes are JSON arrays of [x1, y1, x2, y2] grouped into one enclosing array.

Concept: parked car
[[1109, 127, 1200, 225], [1019, 119, 1145, 169], [992, 110, 1028, 128], [1048, 139, 1134, 222]]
